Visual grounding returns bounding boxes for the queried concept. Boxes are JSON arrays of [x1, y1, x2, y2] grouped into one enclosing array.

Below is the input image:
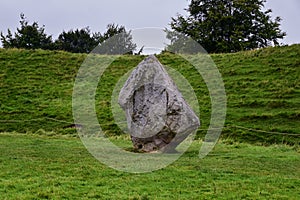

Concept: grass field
[[0, 45, 299, 199], [0, 133, 299, 199], [0, 45, 299, 144]]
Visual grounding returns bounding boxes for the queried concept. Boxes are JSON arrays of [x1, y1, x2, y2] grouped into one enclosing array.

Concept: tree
[[55, 23, 136, 54], [96, 23, 137, 55], [167, 0, 286, 53], [1, 13, 53, 49], [55, 28, 101, 53], [1, 14, 136, 54]]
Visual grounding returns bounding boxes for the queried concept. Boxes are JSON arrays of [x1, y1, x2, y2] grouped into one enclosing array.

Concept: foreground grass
[[0, 133, 299, 199]]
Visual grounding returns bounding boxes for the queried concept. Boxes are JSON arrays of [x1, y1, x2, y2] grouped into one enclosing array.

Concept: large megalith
[[118, 55, 200, 152]]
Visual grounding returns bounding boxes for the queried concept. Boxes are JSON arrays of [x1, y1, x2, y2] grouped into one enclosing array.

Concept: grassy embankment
[[0, 45, 299, 144]]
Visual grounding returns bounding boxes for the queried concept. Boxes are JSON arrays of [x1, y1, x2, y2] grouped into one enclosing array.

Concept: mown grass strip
[[0, 133, 299, 199]]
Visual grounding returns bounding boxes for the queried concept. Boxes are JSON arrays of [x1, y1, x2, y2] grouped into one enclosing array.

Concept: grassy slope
[[212, 46, 300, 144], [0, 45, 299, 145], [0, 133, 299, 199]]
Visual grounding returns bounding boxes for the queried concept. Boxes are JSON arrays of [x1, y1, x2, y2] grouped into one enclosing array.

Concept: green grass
[[0, 45, 299, 144], [0, 133, 299, 199], [0, 47, 299, 199]]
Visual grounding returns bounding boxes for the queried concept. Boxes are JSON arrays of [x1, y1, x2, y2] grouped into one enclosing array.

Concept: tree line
[[1, 0, 286, 54], [1, 14, 137, 54]]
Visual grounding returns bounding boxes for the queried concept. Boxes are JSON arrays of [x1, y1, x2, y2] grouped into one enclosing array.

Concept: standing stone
[[118, 55, 200, 152]]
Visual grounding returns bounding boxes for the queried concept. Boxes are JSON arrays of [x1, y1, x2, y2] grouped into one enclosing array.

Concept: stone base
[[130, 127, 193, 153]]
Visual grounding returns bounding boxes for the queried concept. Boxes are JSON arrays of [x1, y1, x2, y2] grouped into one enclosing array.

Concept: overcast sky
[[1, 0, 299, 47]]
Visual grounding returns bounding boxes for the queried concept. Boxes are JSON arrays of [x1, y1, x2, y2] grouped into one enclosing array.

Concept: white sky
[[0, 0, 299, 46]]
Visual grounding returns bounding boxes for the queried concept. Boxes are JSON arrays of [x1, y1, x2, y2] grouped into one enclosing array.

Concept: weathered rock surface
[[118, 55, 200, 152]]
